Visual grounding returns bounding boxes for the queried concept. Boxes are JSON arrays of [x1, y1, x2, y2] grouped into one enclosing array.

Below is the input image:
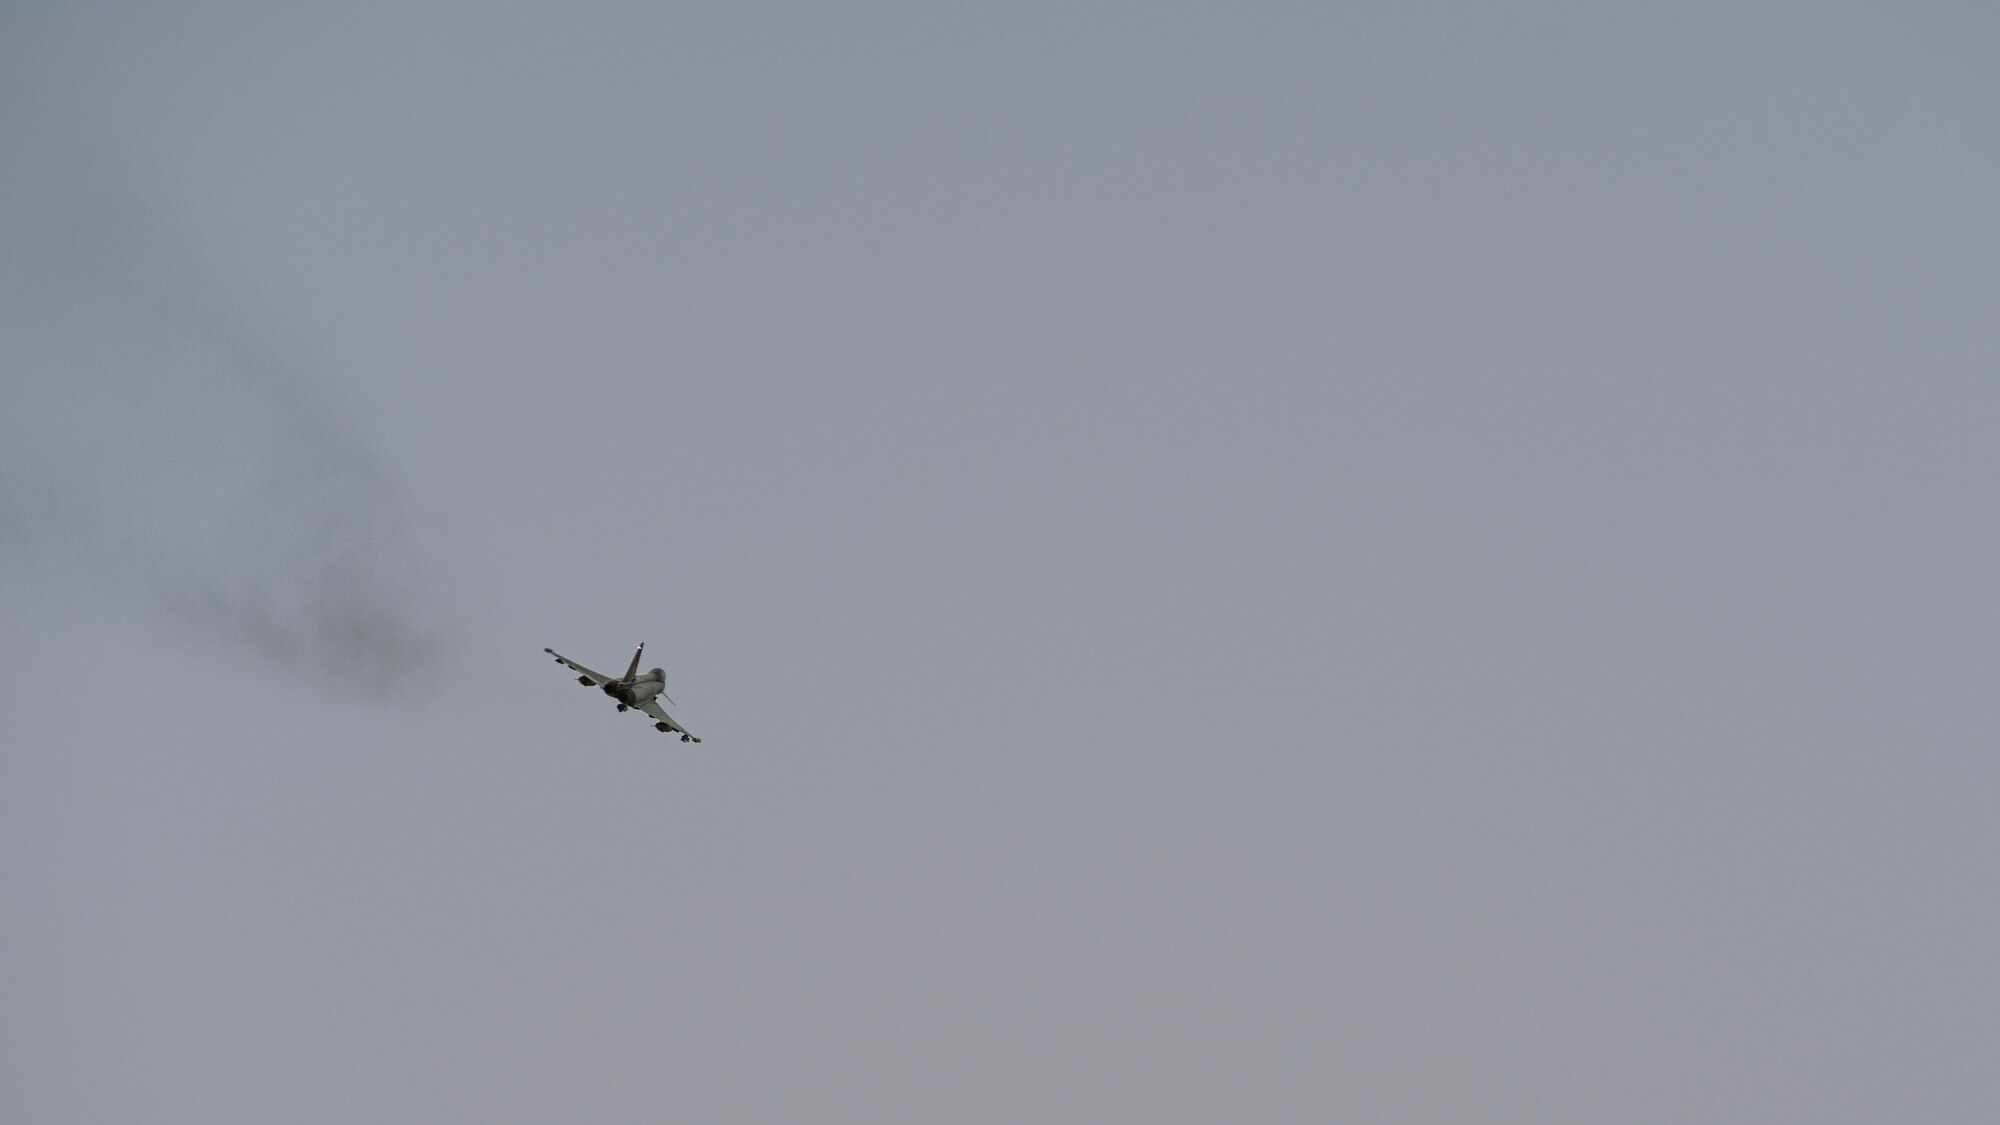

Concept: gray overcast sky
[[4, 3, 1997, 1121]]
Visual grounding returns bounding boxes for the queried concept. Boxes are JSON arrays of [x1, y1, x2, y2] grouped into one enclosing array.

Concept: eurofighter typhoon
[[545, 643, 701, 742]]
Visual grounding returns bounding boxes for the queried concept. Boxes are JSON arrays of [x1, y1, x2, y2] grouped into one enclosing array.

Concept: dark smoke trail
[[1, 173, 443, 699]]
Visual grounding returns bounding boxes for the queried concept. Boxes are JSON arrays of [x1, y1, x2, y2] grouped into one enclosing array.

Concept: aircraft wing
[[546, 647, 613, 685], [638, 698, 701, 742]]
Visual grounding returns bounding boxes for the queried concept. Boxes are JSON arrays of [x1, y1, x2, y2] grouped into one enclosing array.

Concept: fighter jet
[[545, 643, 701, 742]]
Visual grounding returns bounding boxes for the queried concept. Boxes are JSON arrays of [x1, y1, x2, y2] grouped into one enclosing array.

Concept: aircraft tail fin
[[623, 643, 645, 683]]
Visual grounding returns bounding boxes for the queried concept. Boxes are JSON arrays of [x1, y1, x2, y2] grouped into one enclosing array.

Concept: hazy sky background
[[4, 3, 1997, 1121]]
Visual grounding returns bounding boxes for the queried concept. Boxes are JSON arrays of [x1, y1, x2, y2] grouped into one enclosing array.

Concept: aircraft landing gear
[[616, 703, 628, 712]]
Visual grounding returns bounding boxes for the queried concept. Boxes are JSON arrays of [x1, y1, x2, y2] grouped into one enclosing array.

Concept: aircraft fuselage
[[604, 677, 664, 707]]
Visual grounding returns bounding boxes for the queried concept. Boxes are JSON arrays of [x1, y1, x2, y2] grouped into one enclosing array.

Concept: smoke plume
[[1, 173, 441, 699]]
